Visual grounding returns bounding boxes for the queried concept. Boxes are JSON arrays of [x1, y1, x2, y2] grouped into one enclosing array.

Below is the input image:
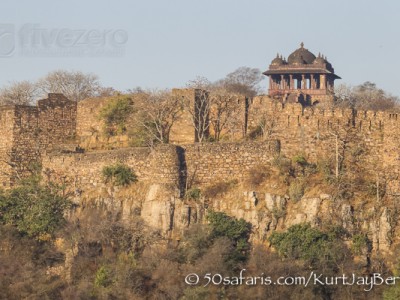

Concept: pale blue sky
[[1, 0, 400, 95]]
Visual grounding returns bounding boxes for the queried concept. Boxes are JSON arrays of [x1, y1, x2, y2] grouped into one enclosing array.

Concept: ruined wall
[[0, 94, 77, 186], [183, 141, 277, 185], [42, 145, 183, 190], [41, 141, 280, 192], [10, 106, 41, 182], [38, 93, 77, 150], [2, 91, 400, 189], [0, 107, 16, 186], [170, 89, 200, 144], [76, 97, 108, 142], [248, 96, 400, 174], [76, 94, 153, 150], [31, 94, 400, 191], [76, 89, 238, 147]]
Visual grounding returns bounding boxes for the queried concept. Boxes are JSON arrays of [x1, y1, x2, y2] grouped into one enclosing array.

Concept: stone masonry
[[0, 93, 76, 186], [0, 92, 400, 192]]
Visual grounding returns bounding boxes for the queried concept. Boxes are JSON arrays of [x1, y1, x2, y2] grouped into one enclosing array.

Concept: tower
[[263, 43, 341, 106]]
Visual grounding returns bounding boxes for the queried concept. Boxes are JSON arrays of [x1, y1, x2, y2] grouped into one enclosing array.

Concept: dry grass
[[245, 165, 270, 187]]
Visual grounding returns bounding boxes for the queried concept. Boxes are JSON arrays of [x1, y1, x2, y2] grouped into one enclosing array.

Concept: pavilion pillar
[[284, 75, 289, 90], [301, 74, 306, 89], [310, 74, 315, 89], [320, 74, 326, 90], [289, 75, 294, 90], [280, 75, 285, 90]]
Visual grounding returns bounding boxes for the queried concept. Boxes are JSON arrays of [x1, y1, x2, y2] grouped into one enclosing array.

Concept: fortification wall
[[248, 96, 400, 174], [0, 94, 77, 186], [76, 97, 108, 139], [0, 107, 16, 186], [11, 106, 41, 181], [41, 141, 280, 192], [38, 93, 77, 150], [42, 145, 182, 190], [170, 89, 196, 144], [1, 91, 400, 189], [183, 141, 277, 185]]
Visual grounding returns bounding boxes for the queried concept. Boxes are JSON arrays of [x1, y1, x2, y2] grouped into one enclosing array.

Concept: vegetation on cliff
[[99, 95, 134, 136], [102, 163, 137, 186], [0, 176, 71, 240], [0, 68, 399, 299]]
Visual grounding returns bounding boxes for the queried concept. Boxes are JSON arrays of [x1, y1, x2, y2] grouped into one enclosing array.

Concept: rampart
[[0, 94, 76, 186], [249, 96, 400, 174], [40, 141, 279, 192], [42, 145, 183, 189], [1, 92, 399, 189]]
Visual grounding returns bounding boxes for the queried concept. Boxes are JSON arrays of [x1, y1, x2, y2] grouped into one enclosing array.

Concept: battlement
[[1, 91, 400, 187]]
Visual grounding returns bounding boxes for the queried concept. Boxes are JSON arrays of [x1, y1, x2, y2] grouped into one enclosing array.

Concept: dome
[[291, 55, 305, 65], [313, 54, 326, 65], [271, 53, 285, 66], [287, 42, 316, 65]]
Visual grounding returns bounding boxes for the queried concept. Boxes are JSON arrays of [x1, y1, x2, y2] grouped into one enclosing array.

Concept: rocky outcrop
[[67, 177, 399, 268]]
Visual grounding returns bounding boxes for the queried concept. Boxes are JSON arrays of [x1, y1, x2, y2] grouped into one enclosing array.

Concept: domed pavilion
[[263, 43, 341, 105]]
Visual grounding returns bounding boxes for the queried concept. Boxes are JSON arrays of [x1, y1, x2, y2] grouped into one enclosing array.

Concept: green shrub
[[182, 224, 212, 263], [351, 233, 369, 255], [182, 287, 210, 300], [292, 154, 317, 176], [102, 164, 137, 186], [128, 122, 158, 147], [317, 159, 335, 183], [206, 211, 252, 267], [384, 286, 400, 300], [0, 178, 72, 239], [268, 223, 341, 265], [94, 266, 112, 287], [186, 187, 201, 200], [271, 207, 286, 219], [272, 156, 294, 178], [99, 96, 133, 136], [292, 154, 308, 167]]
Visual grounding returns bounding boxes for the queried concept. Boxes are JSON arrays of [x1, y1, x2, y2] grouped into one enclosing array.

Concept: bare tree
[[208, 87, 242, 141], [334, 82, 399, 111], [137, 90, 184, 144], [255, 114, 278, 140], [219, 66, 263, 98], [185, 77, 212, 143], [37, 70, 101, 101], [0, 81, 38, 105], [97, 86, 120, 97]]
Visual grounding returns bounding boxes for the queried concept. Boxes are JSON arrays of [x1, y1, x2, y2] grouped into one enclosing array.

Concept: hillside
[[1, 92, 400, 299]]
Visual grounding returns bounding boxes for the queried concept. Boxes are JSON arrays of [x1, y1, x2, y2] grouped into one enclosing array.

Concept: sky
[[1, 0, 400, 96]]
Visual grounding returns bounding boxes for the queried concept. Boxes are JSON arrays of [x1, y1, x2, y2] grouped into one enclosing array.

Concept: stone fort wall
[[248, 96, 400, 174], [40, 141, 279, 193], [0, 94, 76, 186], [1, 91, 400, 189]]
